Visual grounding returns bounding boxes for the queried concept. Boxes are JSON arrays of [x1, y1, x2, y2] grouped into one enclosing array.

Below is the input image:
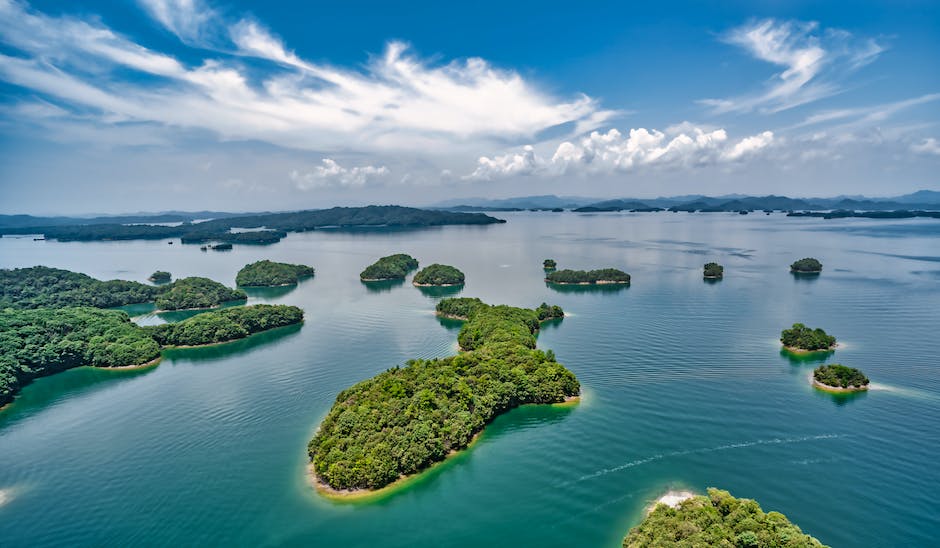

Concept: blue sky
[[0, 0, 938, 214]]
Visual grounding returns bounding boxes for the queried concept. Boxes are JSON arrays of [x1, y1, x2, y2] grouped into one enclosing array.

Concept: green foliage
[[149, 271, 172, 283], [154, 277, 246, 310], [704, 262, 724, 278], [235, 260, 315, 287], [0, 307, 161, 405], [813, 364, 869, 389], [0, 266, 163, 309], [435, 297, 485, 319], [781, 323, 836, 351], [543, 259, 557, 269], [181, 230, 287, 245], [146, 305, 303, 347], [790, 258, 823, 273], [623, 488, 827, 548], [545, 268, 630, 284], [412, 264, 465, 285], [308, 299, 579, 491], [360, 254, 419, 280], [536, 302, 565, 321]]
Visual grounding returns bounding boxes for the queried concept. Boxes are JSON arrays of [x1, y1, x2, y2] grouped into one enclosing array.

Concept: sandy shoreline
[[782, 344, 837, 354], [812, 379, 869, 393], [103, 356, 163, 370], [647, 490, 697, 514], [361, 277, 404, 282], [413, 282, 464, 287], [545, 279, 630, 285]]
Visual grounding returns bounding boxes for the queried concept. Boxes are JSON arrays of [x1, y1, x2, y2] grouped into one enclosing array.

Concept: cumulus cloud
[[464, 125, 775, 180], [911, 138, 940, 156], [700, 19, 884, 114], [289, 159, 389, 189], [0, 1, 614, 153]]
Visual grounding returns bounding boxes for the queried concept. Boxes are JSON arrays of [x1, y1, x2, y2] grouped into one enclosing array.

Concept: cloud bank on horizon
[[0, 0, 936, 212]]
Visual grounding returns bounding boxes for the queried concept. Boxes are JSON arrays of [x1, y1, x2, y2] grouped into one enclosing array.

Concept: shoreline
[[153, 301, 246, 314], [161, 322, 303, 350], [102, 356, 163, 370], [646, 490, 697, 514], [361, 277, 405, 282], [790, 269, 822, 274], [545, 279, 630, 285], [782, 344, 837, 355], [703, 275, 723, 279], [435, 312, 469, 321], [812, 379, 869, 393], [413, 282, 464, 287]]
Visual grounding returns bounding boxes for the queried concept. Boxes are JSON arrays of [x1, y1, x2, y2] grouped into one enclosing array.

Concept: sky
[[0, 0, 938, 214]]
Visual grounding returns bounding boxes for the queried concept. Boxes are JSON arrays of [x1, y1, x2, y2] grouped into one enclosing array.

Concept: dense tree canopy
[[308, 298, 579, 491], [781, 323, 836, 351], [0, 307, 161, 405], [543, 259, 557, 269], [545, 268, 631, 284], [412, 264, 465, 286], [623, 488, 827, 547], [0, 266, 164, 309], [154, 277, 246, 310], [790, 258, 823, 273], [813, 364, 869, 389], [360, 254, 419, 281], [235, 260, 315, 287], [435, 297, 484, 319], [146, 305, 303, 347], [704, 262, 724, 278], [149, 271, 172, 283]]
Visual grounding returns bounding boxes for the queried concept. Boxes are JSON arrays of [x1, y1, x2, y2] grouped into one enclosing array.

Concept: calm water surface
[[1, 212, 938, 547]]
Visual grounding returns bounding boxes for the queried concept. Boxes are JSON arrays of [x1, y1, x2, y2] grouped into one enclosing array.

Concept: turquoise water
[[1, 212, 938, 547]]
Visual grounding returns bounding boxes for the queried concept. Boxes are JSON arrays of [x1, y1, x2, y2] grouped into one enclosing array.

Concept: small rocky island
[[360, 253, 419, 281], [412, 264, 465, 286], [235, 260, 315, 287], [812, 364, 870, 393], [148, 271, 172, 283], [780, 323, 837, 352], [545, 268, 630, 285], [703, 262, 723, 279], [790, 257, 823, 274], [543, 259, 557, 270], [155, 277, 246, 311]]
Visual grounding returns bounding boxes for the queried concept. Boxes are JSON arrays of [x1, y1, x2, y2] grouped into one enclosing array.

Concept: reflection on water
[[242, 284, 300, 300], [161, 323, 303, 363], [779, 348, 834, 366], [545, 282, 630, 294], [361, 278, 405, 293], [416, 284, 464, 298], [813, 386, 869, 406]]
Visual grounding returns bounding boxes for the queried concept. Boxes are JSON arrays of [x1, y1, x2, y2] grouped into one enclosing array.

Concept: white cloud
[[912, 138, 940, 156], [700, 19, 884, 114], [289, 159, 389, 189], [464, 145, 541, 181], [722, 131, 774, 160], [138, 0, 216, 45]]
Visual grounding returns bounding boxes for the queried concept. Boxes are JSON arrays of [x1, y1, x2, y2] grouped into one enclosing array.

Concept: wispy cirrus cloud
[[700, 19, 884, 114]]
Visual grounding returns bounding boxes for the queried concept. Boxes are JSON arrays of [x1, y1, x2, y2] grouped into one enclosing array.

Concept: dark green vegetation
[[813, 364, 869, 390], [787, 210, 940, 219], [154, 277, 246, 310], [0, 307, 161, 406], [211, 243, 233, 251], [146, 305, 304, 347], [412, 264, 465, 286], [543, 259, 557, 269], [149, 271, 172, 283], [623, 488, 827, 547], [236, 260, 315, 287], [360, 254, 419, 281], [781, 323, 836, 352], [703, 262, 724, 278], [790, 258, 823, 273], [545, 268, 631, 284], [536, 303, 565, 321], [308, 298, 579, 491], [0, 266, 163, 309], [0, 206, 505, 244]]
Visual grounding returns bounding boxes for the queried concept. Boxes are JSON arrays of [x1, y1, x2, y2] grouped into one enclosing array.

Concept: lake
[[1, 211, 938, 547]]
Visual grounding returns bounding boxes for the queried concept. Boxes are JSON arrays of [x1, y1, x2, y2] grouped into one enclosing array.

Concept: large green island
[[307, 297, 579, 498], [360, 254, 419, 281], [812, 364, 869, 393], [781, 323, 837, 353], [236, 260, 315, 287], [545, 268, 631, 285], [623, 488, 827, 547], [412, 264, 465, 286]]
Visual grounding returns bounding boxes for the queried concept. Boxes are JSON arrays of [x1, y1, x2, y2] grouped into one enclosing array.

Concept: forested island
[[0, 266, 163, 309], [790, 258, 823, 274], [236, 260, 315, 287], [154, 277, 246, 311], [146, 305, 303, 347], [307, 297, 579, 495], [543, 259, 557, 270], [813, 364, 870, 393], [545, 268, 630, 285], [148, 271, 172, 283], [412, 264, 465, 286], [623, 488, 827, 547], [781, 323, 837, 352], [360, 254, 419, 281], [703, 262, 723, 279]]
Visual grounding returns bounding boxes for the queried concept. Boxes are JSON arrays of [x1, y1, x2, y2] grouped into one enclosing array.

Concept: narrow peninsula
[[703, 262, 723, 279], [307, 297, 579, 496], [360, 254, 419, 281], [624, 488, 827, 547], [545, 268, 630, 285], [812, 364, 869, 393], [412, 264, 465, 286], [236, 260, 315, 287], [790, 257, 823, 274], [781, 323, 837, 353]]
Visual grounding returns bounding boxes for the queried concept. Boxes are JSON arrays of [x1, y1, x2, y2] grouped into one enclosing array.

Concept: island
[[703, 262, 723, 279], [780, 323, 837, 353], [623, 488, 827, 547], [307, 297, 579, 496], [154, 277, 246, 311], [412, 264, 465, 286], [790, 257, 823, 274], [211, 243, 233, 251], [0, 266, 164, 309], [545, 268, 630, 285], [812, 364, 870, 393], [360, 254, 419, 281], [543, 259, 557, 270], [148, 271, 172, 283], [146, 304, 304, 347], [236, 260, 315, 287]]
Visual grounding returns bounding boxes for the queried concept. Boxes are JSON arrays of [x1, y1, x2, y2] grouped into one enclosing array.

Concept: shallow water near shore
[[1, 211, 939, 546]]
